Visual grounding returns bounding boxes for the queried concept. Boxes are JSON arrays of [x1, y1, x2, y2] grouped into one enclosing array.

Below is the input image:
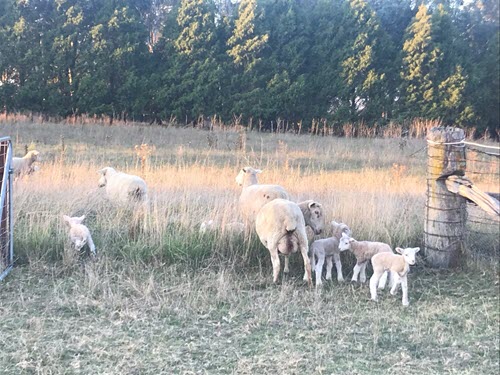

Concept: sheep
[[283, 200, 325, 277], [12, 150, 41, 177], [255, 198, 311, 286], [370, 247, 420, 306], [199, 219, 245, 236], [62, 215, 96, 257], [310, 221, 351, 286], [338, 232, 392, 284], [98, 167, 148, 204], [236, 167, 289, 223]]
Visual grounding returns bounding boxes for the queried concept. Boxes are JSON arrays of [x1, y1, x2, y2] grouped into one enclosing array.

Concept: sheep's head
[[63, 215, 86, 227], [27, 150, 41, 162], [339, 232, 354, 252], [331, 221, 351, 239], [396, 247, 420, 266], [306, 201, 324, 235], [98, 167, 115, 187], [235, 166, 262, 187]]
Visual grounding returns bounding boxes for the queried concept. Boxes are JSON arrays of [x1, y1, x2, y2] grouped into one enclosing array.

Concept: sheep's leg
[[351, 263, 361, 282], [310, 253, 315, 274], [401, 276, 409, 306], [315, 252, 325, 286], [370, 272, 382, 301], [325, 256, 333, 280], [87, 236, 97, 258], [269, 248, 281, 283], [300, 244, 312, 287], [284, 255, 290, 274], [390, 272, 400, 295], [333, 253, 344, 282], [378, 271, 388, 289], [359, 262, 368, 283]]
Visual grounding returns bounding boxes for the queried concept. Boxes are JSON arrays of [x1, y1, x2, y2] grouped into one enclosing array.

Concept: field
[[0, 120, 498, 374]]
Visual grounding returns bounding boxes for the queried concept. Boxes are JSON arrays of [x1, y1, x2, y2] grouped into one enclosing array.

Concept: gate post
[[425, 127, 467, 267]]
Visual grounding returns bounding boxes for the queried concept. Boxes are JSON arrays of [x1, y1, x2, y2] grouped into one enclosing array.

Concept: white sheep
[[310, 221, 351, 286], [62, 215, 96, 257], [338, 232, 392, 284], [283, 200, 325, 277], [236, 167, 289, 223], [255, 198, 311, 286], [199, 220, 245, 236], [98, 167, 148, 204], [370, 247, 420, 306], [12, 150, 41, 177]]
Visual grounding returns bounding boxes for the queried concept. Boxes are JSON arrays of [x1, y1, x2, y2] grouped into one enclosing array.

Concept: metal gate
[[0, 137, 13, 281]]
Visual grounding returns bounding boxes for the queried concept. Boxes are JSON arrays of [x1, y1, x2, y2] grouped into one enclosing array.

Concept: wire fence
[[0, 137, 14, 281], [464, 143, 499, 264]]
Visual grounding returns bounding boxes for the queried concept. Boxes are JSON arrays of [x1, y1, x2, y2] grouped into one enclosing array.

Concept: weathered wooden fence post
[[425, 127, 467, 267]]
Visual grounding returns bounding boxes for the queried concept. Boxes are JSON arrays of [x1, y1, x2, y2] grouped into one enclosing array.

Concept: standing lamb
[[283, 200, 325, 278], [62, 215, 96, 257], [370, 247, 420, 306], [199, 219, 245, 236], [98, 167, 148, 204], [310, 221, 351, 286], [236, 167, 289, 224], [12, 150, 41, 178], [338, 232, 392, 284], [255, 199, 312, 286]]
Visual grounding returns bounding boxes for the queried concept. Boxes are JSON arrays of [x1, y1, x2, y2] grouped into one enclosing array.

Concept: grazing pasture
[[0, 120, 498, 374]]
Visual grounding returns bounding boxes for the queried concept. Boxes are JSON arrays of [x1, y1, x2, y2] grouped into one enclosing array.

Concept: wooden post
[[425, 127, 467, 268]]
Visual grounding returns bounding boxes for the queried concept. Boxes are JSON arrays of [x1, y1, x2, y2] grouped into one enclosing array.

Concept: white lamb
[[12, 150, 41, 177], [98, 167, 148, 204], [370, 247, 420, 306], [255, 199, 312, 286], [283, 200, 325, 277], [199, 220, 245, 236], [62, 215, 96, 257], [310, 221, 351, 286], [236, 167, 289, 223], [338, 232, 392, 284]]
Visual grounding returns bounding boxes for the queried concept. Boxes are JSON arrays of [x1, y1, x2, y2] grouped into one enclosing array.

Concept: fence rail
[[0, 137, 14, 281]]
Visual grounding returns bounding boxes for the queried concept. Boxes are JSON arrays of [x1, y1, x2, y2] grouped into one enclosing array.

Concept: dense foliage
[[0, 0, 498, 132]]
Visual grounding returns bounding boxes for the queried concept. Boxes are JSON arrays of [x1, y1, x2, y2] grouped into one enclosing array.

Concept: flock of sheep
[[12, 151, 420, 306]]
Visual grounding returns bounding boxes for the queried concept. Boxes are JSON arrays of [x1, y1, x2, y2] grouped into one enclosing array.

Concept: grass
[[0, 120, 498, 374]]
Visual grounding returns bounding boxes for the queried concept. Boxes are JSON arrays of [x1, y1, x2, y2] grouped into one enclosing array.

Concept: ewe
[[12, 150, 41, 178], [370, 247, 420, 306], [236, 167, 289, 223], [62, 215, 96, 257], [255, 199, 312, 286], [338, 232, 392, 283], [310, 221, 351, 286], [98, 167, 148, 204]]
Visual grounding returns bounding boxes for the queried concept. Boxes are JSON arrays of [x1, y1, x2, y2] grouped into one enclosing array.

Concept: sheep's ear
[[414, 247, 421, 253], [241, 168, 247, 172], [308, 201, 317, 209], [349, 238, 355, 243], [255, 169, 262, 174], [331, 220, 338, 225], [341, 232, 349, 238], [62, 215, 70, 222], [395, 247, 403, 254], [341, 225, 350, 234], [77, 215, 86, 223], [98, 168, 107, 176]]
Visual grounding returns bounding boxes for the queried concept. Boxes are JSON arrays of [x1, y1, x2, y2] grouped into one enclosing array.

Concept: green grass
[[0, 262, 498, 374]]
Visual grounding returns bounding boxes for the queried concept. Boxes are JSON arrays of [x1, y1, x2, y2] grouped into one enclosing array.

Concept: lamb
[[283, 200, 325, 277], [255, 198, 312, 286], [12, 150, 41, 177], [236, 167, 289, 223], [98, 167, 148, 204], [370, 247, 420, 306], [310, 221, 351, 286], [62, 215, 96, 257], [199, 219, 245, 236], [338, 232, 392, 284]]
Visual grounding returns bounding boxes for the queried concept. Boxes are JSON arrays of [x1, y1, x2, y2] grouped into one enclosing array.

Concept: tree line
[[0, 0, 498, 133]]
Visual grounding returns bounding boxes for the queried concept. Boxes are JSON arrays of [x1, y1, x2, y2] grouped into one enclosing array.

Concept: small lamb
[[370, 247, 420, 306], [199, 220, 245, 236], [310, 221, 351, 286], [62, 215, 96, 257], [12, 150, 41, 178], [338, 232, 392, 283]]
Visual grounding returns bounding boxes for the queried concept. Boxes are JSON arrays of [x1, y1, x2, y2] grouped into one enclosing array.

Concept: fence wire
[[464, 145, 500, 263], [0, 137, 13, 281]]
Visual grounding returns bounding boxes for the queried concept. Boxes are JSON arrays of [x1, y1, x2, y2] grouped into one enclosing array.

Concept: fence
[[424, 128, 499, 268], [0, 137, 14, 281]]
